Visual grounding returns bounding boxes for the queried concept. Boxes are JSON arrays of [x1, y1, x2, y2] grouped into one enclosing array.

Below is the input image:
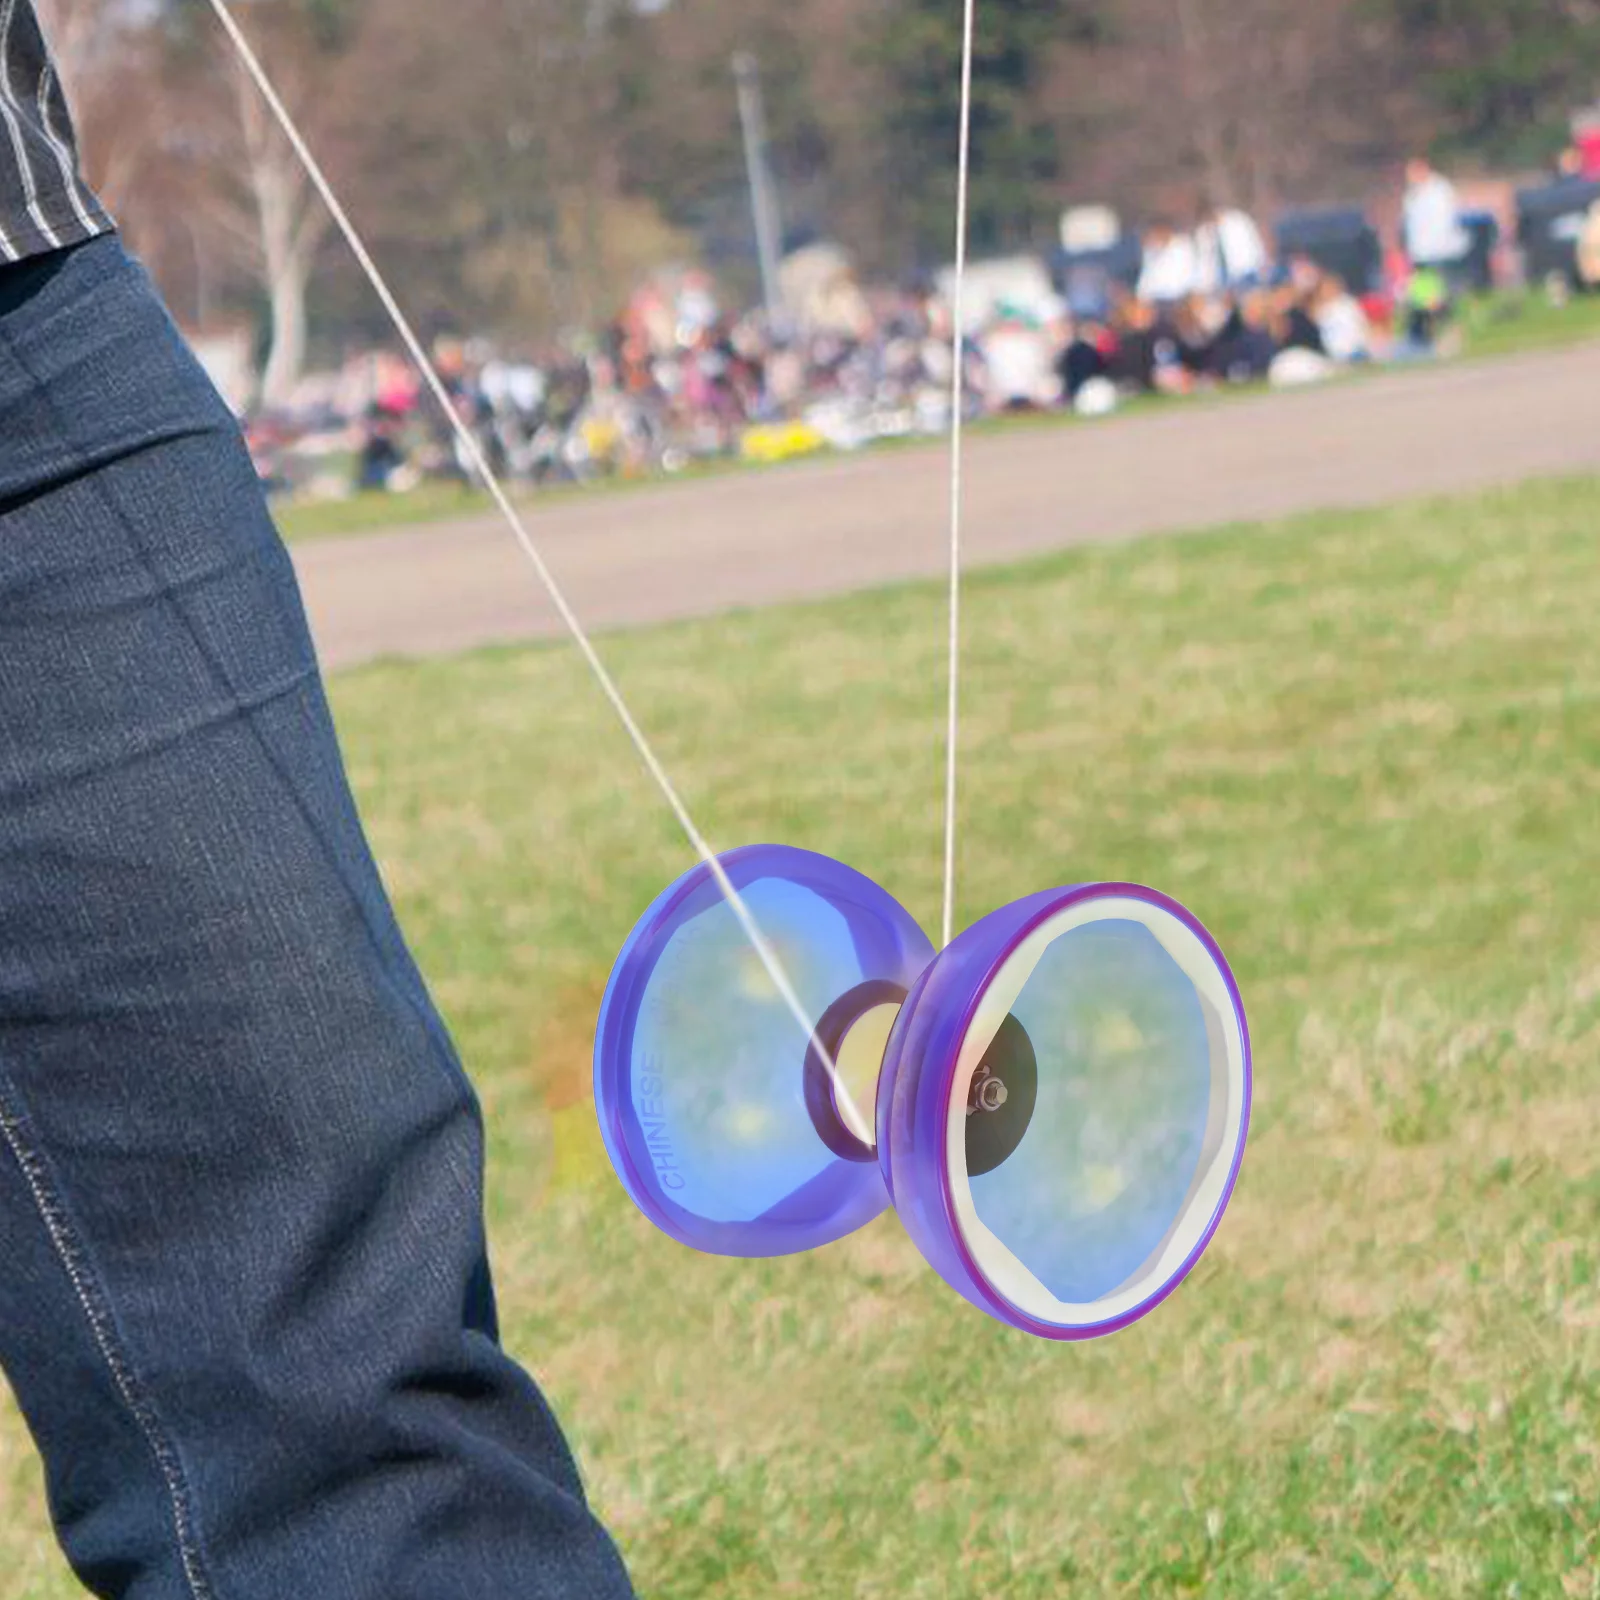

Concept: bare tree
[[221, 34, 334, 406], [1048, 0, 1413, 227], [36, 0, 339, 388]]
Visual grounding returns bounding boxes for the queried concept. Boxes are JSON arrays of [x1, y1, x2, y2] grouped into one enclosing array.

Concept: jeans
[[0, 235, 636, 1599]]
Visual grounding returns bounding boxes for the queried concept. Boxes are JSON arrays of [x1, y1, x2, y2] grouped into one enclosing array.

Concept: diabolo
[[594, 845, 1250, 1341]]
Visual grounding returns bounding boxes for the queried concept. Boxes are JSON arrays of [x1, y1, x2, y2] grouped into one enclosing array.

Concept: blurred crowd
[[245, 150, 1600, 504]]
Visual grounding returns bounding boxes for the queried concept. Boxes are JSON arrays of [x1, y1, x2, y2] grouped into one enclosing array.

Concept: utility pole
[[732, 49, 785, 324]]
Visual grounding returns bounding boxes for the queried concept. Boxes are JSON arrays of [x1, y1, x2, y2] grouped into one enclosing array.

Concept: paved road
[[293, 343, 1600, 672]]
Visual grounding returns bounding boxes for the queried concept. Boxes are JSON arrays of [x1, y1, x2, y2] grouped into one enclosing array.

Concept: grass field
[[4, 475, 1600, 1597], [274, 288, 1600, 545], [1457, 287, 1600, 359]]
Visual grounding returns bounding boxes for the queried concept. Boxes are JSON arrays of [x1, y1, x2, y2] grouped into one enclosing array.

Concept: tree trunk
[[261, 242, 310, 409], [1171, 0, 1237, 209], [231, 56, 328, 410]]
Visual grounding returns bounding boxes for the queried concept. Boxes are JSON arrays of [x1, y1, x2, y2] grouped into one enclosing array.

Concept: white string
[[203, 0, 860, 1110], [941, 0, 978, 951]]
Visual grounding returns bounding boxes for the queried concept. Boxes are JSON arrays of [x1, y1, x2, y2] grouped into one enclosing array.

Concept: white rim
[[944, 895, 1246, 1326], [832, 1001, 902, 1148]]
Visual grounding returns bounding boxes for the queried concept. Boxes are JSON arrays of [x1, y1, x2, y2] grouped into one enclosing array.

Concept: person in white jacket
[[1194, 204, 1270, 296], [1402, 156, 1470, 273], [1136, 222, 1201, 306]]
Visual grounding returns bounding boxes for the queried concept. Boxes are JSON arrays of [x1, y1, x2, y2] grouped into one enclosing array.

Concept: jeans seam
[[0, 416, 221, 515], [0, 662, 316, 807], [0, 1071, 218, 1600]]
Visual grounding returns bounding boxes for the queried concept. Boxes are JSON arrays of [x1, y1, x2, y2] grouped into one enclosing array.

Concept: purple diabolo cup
[[594, 845, 1250, 1339]]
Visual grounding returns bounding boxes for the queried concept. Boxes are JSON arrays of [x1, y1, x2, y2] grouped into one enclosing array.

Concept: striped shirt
[[0, 0, 113, 264]]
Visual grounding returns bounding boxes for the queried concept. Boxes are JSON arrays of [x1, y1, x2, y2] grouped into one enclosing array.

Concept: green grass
[[276, 474, 495, 539], [275, 290, 1600, 546], [1458, 287, 1600, 360], [6, 476, 1600, 1597]]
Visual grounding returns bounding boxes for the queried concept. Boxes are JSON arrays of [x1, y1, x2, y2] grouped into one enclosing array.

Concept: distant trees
[[211, 5, 349, 404], [39, 0, 1600, 388], [867, 0, 1104, 265], [328, 0, 698, 341], [40, 0, 361, 403], [1055, 0, 1414, 222], [1375, 0, 1600, 166], [33, 0, 179, 242]]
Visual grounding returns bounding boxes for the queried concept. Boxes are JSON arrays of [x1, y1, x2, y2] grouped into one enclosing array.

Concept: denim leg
[[0, 237, 635, 1599]]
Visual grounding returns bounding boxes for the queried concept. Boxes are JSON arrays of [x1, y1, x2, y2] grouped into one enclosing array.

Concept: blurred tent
[[1059, 205, 1120, 254], [1517, 176, 1600, 291], [778, 243, 873, 338], [934, 254, 1061, 334], [1051, 204, 1143, 319], [1274, 207, 1384, 297]]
